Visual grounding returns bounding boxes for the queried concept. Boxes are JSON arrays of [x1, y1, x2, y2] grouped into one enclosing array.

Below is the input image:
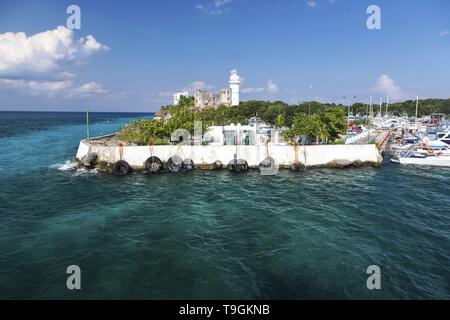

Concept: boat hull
[[392, 155, 450, 166]]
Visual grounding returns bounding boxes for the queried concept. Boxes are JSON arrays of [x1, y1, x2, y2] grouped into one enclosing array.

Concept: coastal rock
[[376, 152, 384, 164], [96, 161, 112, 174], [213, 160, 223, 170], [308, 160, 380, 169], [196, 161, 223, 170], [290, 163, 306, 172], [81, 153, 98, 168], [327, 159, 354, 168]]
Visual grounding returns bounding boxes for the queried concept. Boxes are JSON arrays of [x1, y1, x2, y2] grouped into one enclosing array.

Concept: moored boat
[[391, 141, 450, 166]]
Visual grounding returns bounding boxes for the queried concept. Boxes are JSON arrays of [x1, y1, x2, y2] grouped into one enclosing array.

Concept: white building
[[195, 90, 220, 109], [203, 118, 287, 146], [173, 91, 189, 105], [229, 69, 240, 106], [194, 69, 240, 109]]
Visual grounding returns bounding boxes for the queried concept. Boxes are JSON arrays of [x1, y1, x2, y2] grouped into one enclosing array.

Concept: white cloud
[[305, 0, 336, 8], [439, 30, 449, 37], [242, 79, 279, 95], [190, 81, 208, 91], [29, 80, 73, 92], [306, 0, 317, 8], [0, 26, 109, 98], [242, 87, 265, 94], [0, 79, 72, 91], [188, 81, 215, 92], [0, 26, 109, 79], [373, 74, 405, 99], [158, 91, 174, 97], [267, 79, 279, 94], [0, 78, 73, 96], [78, 82, 108, 94], [56, 71, 77, 80], [0, 78, 110, 98], [81, 35, 108, 53], [196, 0, 233, 15], [214, 0, 232, 7]]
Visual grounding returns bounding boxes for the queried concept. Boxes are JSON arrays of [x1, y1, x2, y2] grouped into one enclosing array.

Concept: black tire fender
[[183, 158, 194, 171], [259, 157, 275, 170], [227, 159, 249, 172], [111, 160, 131, 176], [145, 156, 163, 173], [213, 160, 223, 170], [167, 155, 183, 173]]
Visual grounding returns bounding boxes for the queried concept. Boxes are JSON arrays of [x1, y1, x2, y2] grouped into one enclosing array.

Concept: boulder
[[81, 153, 97, 168]]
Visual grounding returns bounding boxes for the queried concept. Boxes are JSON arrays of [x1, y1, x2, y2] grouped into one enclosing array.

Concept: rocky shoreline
[[76, 139, 383, 175], [77, 156, 382, 175]]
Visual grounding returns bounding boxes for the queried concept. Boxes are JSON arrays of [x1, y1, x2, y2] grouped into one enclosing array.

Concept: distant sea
[[0, 111, 449, 299]]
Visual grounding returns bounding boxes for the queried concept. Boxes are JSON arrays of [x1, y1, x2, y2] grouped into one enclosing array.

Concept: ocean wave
[[51, 160, 99, 176], [74, 167, 98, 176], [50, 160, 77, 171]]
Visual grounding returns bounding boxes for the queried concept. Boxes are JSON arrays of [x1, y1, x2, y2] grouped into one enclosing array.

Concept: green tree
[[177, 95, 195, 108], [305, 114, 322, 144], [275, 113, 285, 128], [319, 107, 347, 142], [284, 113, 309, 141], [118, 119, 167, 145]]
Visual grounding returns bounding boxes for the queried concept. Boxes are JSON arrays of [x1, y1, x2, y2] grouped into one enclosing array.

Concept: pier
[[346, 129, 391, 149], [76, 139, 383, 172], [374, 130, 392, 151]]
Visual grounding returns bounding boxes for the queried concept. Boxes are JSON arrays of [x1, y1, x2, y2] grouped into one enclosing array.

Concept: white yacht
[[435, 129, 450, 145], [391, 140, 450, 166]]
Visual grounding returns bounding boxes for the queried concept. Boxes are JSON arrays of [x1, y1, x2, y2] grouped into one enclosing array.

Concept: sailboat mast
[[415, 96, 419, 124], [379, 97, 382, 117], [386, 96, 389, 116]]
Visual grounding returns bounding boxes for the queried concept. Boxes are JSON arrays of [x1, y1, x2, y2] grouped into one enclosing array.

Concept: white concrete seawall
[[76, 140, 382, 169]]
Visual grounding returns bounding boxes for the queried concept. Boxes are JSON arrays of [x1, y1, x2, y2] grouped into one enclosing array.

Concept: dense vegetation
[[343, 98, 450, 117], [118, 97, 347, 145], [162, 97, 450, 123], [285, 108, 348, 144], [118, 96, 449, 145]]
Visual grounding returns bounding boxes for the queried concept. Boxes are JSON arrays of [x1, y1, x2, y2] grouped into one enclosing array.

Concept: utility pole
[[86, 106, 90, 141], [347, 98, 350, 118], [343, 96, 349, 118]]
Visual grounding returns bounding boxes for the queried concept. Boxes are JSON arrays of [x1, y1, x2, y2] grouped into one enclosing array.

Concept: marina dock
[[76, 139, 383, 172]]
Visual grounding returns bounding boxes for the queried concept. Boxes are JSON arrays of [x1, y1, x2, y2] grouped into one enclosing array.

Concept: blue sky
[[0, 0, 449, 112]]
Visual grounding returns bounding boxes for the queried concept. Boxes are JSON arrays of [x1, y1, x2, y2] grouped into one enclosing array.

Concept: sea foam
[[51, 160, 77, 171]]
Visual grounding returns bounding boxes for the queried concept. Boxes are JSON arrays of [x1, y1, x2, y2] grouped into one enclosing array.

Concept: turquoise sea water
[[0, 112, 449, 299]]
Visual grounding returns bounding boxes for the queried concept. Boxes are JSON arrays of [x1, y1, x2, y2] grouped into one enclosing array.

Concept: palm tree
[[275, 113, 285, 129]]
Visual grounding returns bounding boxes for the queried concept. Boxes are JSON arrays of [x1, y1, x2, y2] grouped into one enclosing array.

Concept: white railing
[[345, 130, 373, 145]]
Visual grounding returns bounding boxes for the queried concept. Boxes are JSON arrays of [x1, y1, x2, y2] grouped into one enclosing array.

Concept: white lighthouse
[[229, 69, 240, 106]]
